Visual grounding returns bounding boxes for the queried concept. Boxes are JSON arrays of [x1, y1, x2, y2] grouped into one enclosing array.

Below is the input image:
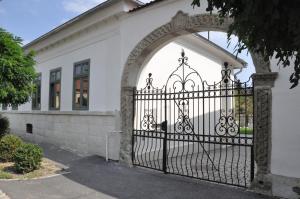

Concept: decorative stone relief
[[119, 86, 135, 164], [170, 11, 190, 31], [250, 72, 278, 195]]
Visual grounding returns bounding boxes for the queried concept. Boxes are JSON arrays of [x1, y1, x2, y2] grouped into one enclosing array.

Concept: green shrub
[[0, 170, 13, 179], [0, 115, 9, 137], [0, 134, 23, 162], [14, 143, 43, 173]]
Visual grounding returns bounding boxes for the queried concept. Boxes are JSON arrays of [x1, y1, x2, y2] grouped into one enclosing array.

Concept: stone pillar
[[119, 86, 135, 165], [251, 72, 278, 195]]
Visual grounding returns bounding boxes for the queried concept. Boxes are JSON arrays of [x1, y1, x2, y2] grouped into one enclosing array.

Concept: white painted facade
[[1, 0, 300, 198], [2, 0, 244, 159], [270, 59, 300, 198]]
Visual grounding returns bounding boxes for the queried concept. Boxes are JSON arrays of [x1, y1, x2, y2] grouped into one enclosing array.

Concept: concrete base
[[3, 111, 121, 160], [271, 174, 300, 199], [251, 173, 300, 199]]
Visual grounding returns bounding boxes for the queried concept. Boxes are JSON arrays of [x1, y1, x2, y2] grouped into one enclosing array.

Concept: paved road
[[0, 142, 274, 199]]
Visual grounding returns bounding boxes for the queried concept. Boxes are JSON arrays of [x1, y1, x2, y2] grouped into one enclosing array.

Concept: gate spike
[[181, 49, 185, 58]]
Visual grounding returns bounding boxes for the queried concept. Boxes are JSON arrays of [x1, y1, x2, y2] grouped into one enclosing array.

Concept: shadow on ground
[[0, 142, 275, 199]]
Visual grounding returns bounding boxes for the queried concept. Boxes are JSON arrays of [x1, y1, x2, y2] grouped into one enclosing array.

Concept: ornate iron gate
[[132, 51, 254, 187]]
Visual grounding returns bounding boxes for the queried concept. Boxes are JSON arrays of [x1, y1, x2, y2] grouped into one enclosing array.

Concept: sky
[[199, 32, 255, 82], [0, 0, 254, 81], [0, 0, 146, 44]]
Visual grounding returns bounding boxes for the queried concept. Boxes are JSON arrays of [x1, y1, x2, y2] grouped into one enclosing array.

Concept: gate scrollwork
[[215, 109, 239, 137], [133, 51, 254, 188], [141, 110, 157, 131]]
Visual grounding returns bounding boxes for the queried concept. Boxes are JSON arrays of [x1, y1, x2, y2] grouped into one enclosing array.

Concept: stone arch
[[120, 11, 277, 193]]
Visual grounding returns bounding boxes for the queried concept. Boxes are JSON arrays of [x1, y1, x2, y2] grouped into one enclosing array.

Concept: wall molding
[[2, 110, 116, 117]]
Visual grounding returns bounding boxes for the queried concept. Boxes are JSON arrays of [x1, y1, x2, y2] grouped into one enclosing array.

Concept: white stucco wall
[[270, 58, 300, 178], [137, 42, 224, 89], [120, 0, 208, 82], [18, 19, 122, 112], [12, 0, 210, 113]]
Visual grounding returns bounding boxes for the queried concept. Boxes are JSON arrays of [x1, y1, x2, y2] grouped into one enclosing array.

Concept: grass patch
[[240, 127, 253, 135], [0, 170, 13, 179], [0, 158, 62, 180]]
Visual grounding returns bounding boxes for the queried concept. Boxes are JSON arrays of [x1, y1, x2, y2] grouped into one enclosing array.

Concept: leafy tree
[[0, 28, 36, 106], [192, 0, 300, 88]]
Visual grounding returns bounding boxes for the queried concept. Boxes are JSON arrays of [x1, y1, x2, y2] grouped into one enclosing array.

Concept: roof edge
[[24, 0, 141, 50], [194, 34, 248, 67], [129, 0, 167, 12]]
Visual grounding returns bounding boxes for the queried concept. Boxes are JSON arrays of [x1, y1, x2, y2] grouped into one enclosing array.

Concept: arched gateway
[[120, 11, 278, 192]]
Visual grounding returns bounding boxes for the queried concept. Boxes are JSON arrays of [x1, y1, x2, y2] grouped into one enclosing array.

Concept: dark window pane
[[55, 83, 60, 109], [37, 84, 41, 106], [56, 71, 61, 80], [12, 105, 18, 110], [83, 64, 89, 75], [82, 78, 88, 107], [75, 65, 81, 76], [73, 61, 89, 109], [74, 79, 81, 108], [50, 73, 56, 82], [49, 70, 61, 110], [32, 92, 37, 108], [32, 74, 41, 110], [2, 104, 7, 110], [50, 83, 55, 108]]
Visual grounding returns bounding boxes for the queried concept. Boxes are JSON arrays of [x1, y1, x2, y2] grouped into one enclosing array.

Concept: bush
[[0, 135, 23, 162], [14, 143, 43, 173], [0, 115, 9, 137]]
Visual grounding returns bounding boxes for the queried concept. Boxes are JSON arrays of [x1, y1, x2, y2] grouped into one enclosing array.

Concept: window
[[49, 68, 61, 110], [32, 74, 41, 110], [73, 60, 89, 110], [2, 104, 7, 111], [11, 104, 18, 110], [26, 123, 33, 134]]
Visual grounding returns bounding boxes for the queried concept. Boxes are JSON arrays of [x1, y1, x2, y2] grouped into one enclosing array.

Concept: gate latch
[[161, 120, 167, 132]]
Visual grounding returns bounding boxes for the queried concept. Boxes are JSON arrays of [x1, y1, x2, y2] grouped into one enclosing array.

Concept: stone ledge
[[252, 72, 278, 87]]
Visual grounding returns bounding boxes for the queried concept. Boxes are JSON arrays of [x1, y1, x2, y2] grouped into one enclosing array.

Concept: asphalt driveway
[[0, 142, 274, 199]]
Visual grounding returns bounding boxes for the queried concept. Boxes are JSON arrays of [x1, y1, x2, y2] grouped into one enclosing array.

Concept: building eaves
[[194, 34, 247, 67], [129, 0, 167, 12], [23, 0, 134, 49]]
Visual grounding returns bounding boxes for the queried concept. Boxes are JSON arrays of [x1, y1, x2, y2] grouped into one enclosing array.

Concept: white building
[[2, 7, 245, 160], [1, 0, 300, 198]]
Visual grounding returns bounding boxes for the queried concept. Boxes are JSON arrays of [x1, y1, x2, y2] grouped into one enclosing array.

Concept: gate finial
[[224, 62, 228, 69], [181, 49, 185, 58]]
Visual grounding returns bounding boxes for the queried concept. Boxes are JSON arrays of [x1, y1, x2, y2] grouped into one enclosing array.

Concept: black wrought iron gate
[[132, 51, 254, 187]]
